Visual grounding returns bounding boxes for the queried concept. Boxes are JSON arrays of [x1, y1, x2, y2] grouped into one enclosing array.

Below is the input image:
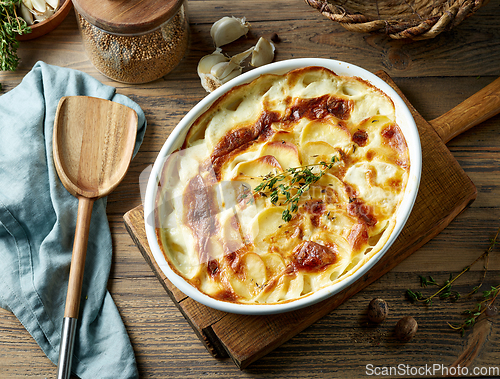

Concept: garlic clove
[[20, 3, 34, 25], [197, 48, 228, 75], [210, 61, 232, 79], [198, 49, 229, 92], [197, 47, 253, 92], [218, 47, 253, 81], [220, 67, 242, 84], [251, 37, 275, 67], [22, 0, 33, 10], [30, 0, 47, 13], [33, 7, 56, 22], [45, 0, 59, 10], [210, 16, 250, 47], [209, 60, 240, 83]]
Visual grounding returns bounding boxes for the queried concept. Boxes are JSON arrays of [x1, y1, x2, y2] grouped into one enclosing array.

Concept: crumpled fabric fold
[[0, 61, 146, 378]]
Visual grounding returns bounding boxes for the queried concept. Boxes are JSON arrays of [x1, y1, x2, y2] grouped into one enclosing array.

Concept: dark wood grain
[[72, 0, 181, 34], [1, 1, 500, 377], [430, 77, 500, 143]]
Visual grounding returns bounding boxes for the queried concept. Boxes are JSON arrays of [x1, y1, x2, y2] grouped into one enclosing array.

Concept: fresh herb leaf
[[251, 155, 340, 222], [1, 1, 31, 71], [407, 226, 500, 336], [419, 275, 438, 287]]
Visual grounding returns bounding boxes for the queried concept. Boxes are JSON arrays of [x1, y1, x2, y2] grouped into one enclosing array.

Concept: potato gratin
[[155, 66, 410, 304]]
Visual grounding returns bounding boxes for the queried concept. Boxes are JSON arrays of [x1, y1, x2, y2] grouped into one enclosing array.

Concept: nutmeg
[[367, 298, 389, 323], [395, 316, 418, 341], [486, 305, 498, 317]]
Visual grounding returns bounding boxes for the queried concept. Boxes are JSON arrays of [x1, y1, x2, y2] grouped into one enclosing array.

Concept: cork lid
[[72, 0, 184, 34]]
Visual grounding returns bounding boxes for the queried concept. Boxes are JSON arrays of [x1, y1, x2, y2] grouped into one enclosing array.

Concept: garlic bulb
[[198, 47, 253, 92], [251, 37, 275, 67], [199, 16, 278, 91], [20, 0, 60, 25], [210, 16, 250, 48]]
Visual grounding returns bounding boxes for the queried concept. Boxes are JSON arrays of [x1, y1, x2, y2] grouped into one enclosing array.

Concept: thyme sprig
[[406, 225, 500, 336], [252, 155, 340, 222], [0, 0, 31, 71], [406, 272, 462, 305], [447, 285, 500, 336]]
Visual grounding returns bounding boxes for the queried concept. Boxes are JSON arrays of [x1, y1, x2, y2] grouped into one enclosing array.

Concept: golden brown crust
[[156, 66, 410, 304]]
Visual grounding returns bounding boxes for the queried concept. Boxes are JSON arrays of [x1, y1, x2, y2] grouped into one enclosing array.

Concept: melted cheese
[[156, 66, 410, 304]]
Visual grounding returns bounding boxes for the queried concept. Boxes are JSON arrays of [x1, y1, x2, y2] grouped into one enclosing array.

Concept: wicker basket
[[304, 0, 489, 40]]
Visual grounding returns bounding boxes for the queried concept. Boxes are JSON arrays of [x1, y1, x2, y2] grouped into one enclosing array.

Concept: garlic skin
[[197, 47, 253, 92], [251, 37, 275, 67], [212, 46, 253, 82], [210, 16, 250, 48]]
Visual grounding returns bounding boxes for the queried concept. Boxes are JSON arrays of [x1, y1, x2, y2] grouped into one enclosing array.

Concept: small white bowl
[[144, 58, 422, 315]]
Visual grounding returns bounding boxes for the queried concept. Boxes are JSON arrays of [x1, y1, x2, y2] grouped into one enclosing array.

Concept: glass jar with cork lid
[[73, 0, 189, 84]]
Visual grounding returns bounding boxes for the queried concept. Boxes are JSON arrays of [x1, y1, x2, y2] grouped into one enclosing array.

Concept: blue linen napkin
[[0, 61, 146, 378]]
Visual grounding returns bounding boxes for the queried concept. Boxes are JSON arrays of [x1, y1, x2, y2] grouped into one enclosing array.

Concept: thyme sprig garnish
[[406, 225, 500, 336], [252, 155, 340, 222]]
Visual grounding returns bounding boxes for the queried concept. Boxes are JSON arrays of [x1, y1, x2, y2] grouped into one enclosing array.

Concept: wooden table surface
[[1, 1, 500, 378]]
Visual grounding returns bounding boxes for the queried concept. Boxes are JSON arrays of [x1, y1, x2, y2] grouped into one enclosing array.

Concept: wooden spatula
[[52, 96, 138, 379]]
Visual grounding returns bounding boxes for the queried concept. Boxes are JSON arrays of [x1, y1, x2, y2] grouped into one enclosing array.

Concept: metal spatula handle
[[57, 317, 78, 379]]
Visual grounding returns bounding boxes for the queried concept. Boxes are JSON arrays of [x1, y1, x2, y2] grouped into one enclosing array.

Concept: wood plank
[[2, 266, 499, 378], [8, 2, 500, 85]]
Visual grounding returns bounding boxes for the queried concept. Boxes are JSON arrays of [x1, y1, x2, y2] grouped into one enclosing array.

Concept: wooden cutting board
[[123, 72, 500, 369]]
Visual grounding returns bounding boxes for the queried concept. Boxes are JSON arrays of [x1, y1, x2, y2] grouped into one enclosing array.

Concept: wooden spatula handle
[[64, 196, 95, 319], [430, 77, 500, 143]]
